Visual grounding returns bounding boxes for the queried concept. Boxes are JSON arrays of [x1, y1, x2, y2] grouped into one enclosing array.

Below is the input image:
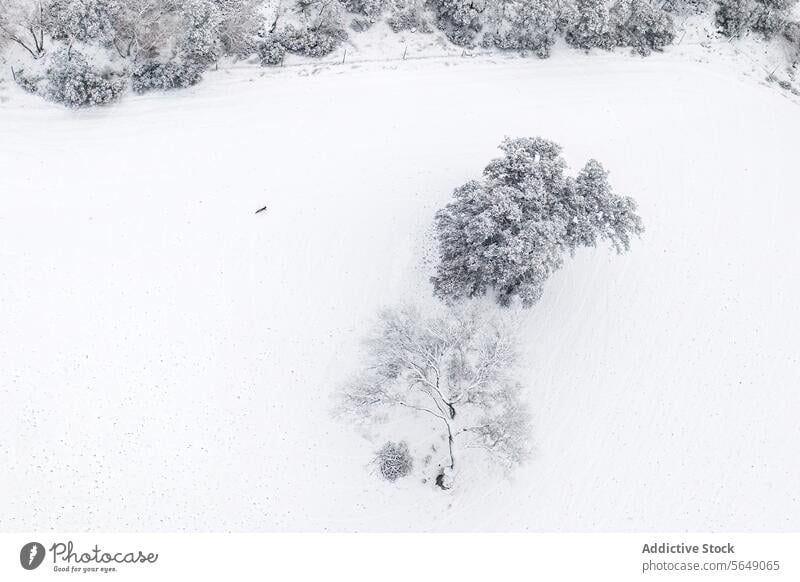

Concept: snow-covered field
[[1, 48, 799, 531]]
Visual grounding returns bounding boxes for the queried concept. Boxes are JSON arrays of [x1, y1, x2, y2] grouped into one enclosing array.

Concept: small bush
[[484, 30, 555, 57], [279, 24, 347, 57], [25, 48, 126, 108], [375, 441, 414, 481], [661, 0, 710, 13], [343, 0, 387, 20], [256, 36, 287, 65], [131, 61, 204, 93], [387, 0, 432, 31], [12, 69, 42, 95]]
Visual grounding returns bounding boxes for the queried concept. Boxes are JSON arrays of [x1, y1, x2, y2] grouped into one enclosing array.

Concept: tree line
[[1, 0, 798, 106]]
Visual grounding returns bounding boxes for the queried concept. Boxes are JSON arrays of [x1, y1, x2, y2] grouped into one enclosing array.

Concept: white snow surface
[[1, 48, 799, 532]]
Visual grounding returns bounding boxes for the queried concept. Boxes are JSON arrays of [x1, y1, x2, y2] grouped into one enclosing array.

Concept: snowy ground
[[1, 45, 799, 532]]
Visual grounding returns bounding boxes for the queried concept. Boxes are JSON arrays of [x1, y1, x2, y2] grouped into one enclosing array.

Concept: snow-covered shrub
[[11, 68, 42, 93], [611, 0, 675, 55], [343, 0, 386, 20], [715, 0, 756, 36], [784, 19, 800, 45], [432, 137, 643, 307], [661, 0, 710, 13], [485, 0, 558, 58], [256, 35, 286, 64], [27, 47, 125, 107], [131, 60, 204, 93], [565, 0, 617, 49], [278, 24, 346, 56], [432, 0, 486, 46], [375, 441, 413, 481], [386, 0, 432, 31], [749, 0, 797, 37]]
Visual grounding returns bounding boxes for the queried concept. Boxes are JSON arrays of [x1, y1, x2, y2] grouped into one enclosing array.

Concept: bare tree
[[0, 0, 46, 59], [338, 302, 531, 489]]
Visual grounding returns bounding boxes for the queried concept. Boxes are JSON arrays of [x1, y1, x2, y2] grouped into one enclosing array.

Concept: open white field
[[1, 51, 798, 531]]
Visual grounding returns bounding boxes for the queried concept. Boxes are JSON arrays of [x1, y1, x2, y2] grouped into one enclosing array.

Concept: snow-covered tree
[[338, 303, 530, 489], [611, 0, 674, 55], [213, 0, 264, 56], [100, 0, 174, 60], [750, 0, 797, 37], [564, 0, 616, 49], [43, 0, 114, 43], [715, 0, 796, 38], [432, 0, 487, 45], [486, 0, 558, 57], [715, 0, 757, 36], [0, 0, 47, 59], [432, 137, 643, 307]]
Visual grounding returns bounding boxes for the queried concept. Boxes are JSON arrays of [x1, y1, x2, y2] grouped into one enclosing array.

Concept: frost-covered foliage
[[339, 303, 531, 488], [612, 0, 675, 55], [278, 23, 346, 56], [715, 0, 756, 36], [0, 0, 47, 59], [2, 0, 789, 107], [343, 0, 385, 20], [749, 0, 797, 37], [386, 0, 431, 31], [256, 35, 286, 64], [44, 0, 114, 43], [1, 0, 270, 104], [213, 0, 265, 56], [433, 137, 643, 307], [432, 0, 486, 45], [375, 441, 414, 481], [662, 0, 709, 13], [785, 18, 800, 45], [275, 0, 347, 56], [715, 0, 795, 37], [131, 60, 204, 93], [17, 46, 125, 106], [484, 0, 558, 57], [565, 0, 616, 49]]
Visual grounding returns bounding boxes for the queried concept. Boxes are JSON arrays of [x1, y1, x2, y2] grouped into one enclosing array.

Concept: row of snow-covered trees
[[2, 0, 798, 106], [337, 138, 643, 489], [0, 0, 267, 104]]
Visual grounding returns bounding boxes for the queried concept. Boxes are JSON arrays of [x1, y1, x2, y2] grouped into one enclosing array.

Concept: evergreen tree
[[432, 137, 644, 307]]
